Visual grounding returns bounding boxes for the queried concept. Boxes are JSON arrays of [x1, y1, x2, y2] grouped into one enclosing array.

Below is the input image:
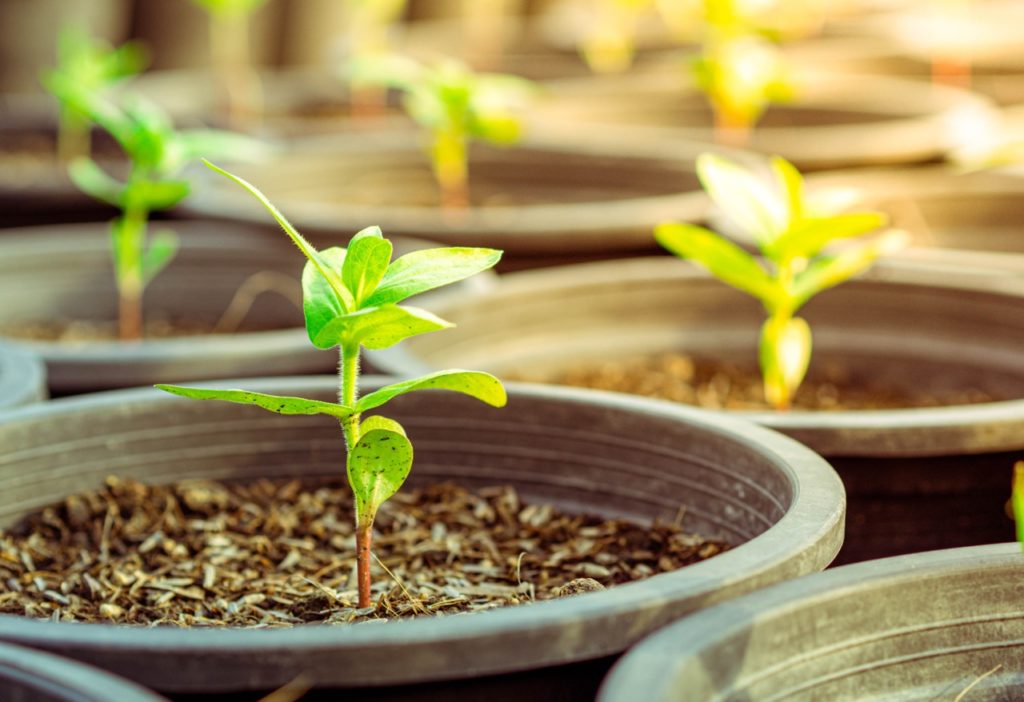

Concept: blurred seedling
[[159, 160, 506, 609], [656, 153, 906, 410], [577, 0, 656, 74], [188, 0, 272, 127], [41, 26, 147, 163], [48, 83, 259, 340], [348, 55, 535, 209], [338, 0, 408, 117]]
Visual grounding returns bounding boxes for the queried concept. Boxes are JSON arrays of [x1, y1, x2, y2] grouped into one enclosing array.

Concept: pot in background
[[0, 377, 844, 699], [0, 342, 47, 411], [369, 256, 1024, 564]]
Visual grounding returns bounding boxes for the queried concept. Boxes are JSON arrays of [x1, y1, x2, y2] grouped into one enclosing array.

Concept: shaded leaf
[[342, 226, 392, 306], [365, 247, 501, 306], [313, 304, 451, 350], [155, 384, 353, 418], [302, 248, 347, 349], [348, 416, 413, 523], [655, 222, 778, 303], [356, 369, 507, 413]]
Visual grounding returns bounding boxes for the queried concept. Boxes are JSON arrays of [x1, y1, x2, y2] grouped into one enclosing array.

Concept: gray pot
[[600, 543, 1024, 701], [0, 342, 46, 410], [531, 71, 998, 170], [180, 131, 721, 266], [0, 642, 166, 702], [369, 256, 1024, 564], [0, 220, 326, 394], [0, 377, 844, 698]]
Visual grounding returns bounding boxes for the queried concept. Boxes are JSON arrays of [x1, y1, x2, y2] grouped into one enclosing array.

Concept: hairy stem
[[355, 520, 373, 608], [339, 344, 374, 608]]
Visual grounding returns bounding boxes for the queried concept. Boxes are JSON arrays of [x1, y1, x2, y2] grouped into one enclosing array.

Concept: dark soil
[[530, 352, 997, 411], [0, 476, 726, 627]]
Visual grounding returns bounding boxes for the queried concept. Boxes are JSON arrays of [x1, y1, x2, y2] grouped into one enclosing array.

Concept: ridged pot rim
[[0, 342, 46, 410], [599, 542, 1024, 701], [0, 377, 844, 687], [0, 641, 167, 702], [369, 255, 1024, 457]]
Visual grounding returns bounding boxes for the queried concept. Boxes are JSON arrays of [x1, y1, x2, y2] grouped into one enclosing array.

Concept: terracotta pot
[[181, 131, 726, 269], [531, 69, 999, 170], [601, 543, 1024, 701], [0, 342, 47, 411], [0, 641, 166, 702], [0, 377, 843, 699], [368, 256, 1024, 564]]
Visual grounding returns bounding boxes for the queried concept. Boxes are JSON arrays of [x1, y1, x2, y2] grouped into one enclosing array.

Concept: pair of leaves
[[206, 161, 501, 351], [155, 368, 508, 424]]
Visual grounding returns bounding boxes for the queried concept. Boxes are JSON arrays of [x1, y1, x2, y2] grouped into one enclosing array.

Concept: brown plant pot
[[600, 543, 1024, 701], [0, 377, 844, 699], [368, 256, 1024, 565], [531, 69, 999, 170], [180, 131, 725, 270]]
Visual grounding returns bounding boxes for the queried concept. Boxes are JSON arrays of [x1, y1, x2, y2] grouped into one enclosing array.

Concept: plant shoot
[[349, 55, 535, 209], [656, 154, 906, 410], [339, 0, 407, 117], [577, 0, 655, 74], [158, 161, 506, 609], [42, 26, 147, 163]]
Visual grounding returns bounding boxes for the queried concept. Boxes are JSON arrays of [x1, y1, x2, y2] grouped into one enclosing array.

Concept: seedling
[[51, 85, 258, 340], [655, 154, 906, 410], [158, 161, 506, 609], [340, 0, 408, 117], [189, 0, 271, 127], [577, 0, 655, 74], [349, 55, 535, 209], [42, 26, 147, 162]]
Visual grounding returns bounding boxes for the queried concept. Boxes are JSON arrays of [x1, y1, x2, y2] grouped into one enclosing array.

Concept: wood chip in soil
[[524, 352, 998, 411], [0, 476, 726, 627]]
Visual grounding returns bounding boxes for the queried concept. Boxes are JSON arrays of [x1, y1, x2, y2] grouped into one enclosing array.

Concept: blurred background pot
[[600, 543, 1024, 701], [369, 256, 1024, 564], [0, 378, 844, 699], [0, 342, 47, 411]]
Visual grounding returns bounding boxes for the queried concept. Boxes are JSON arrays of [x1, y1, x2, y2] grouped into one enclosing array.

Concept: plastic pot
[[600, 543, 1024, 701], [0, 641, 166, 702], [0, 342, 47, 410], [0, 377, 844, 699], [369, 256, 1024, 564]]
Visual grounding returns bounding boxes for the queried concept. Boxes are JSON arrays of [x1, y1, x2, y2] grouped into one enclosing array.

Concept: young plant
[[339, 0, 408, 117], [52, 87, 259, 340], [157, 161, 506, 609], [577, 0, 655, 74], [188, 0, 271, 127], [41, 26, 147, 163], [655, 154, 906, 410], [349, 55, 535, 209]]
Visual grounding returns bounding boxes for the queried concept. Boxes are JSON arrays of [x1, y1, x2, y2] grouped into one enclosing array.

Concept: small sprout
[[158, 161, 505, 609], [49, 84, 261, 340], [348, 55, 535, 210], [338, 0, 408, 118], [188, 0, 272, 127], [577, 0, 655, 74], [41, 26, 147, 162], [655, 154, 906, 410]]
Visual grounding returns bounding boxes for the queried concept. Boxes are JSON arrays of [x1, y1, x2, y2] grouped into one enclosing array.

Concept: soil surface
[[528, 352, 998, 411], [0, 476, 726, 627], [0, 318, 220, 343]]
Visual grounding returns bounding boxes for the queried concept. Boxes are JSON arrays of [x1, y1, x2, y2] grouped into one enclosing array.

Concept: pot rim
[[0, 342, 46, 409], [599, 541, 1024, 701], [0, 377, 843, 685]]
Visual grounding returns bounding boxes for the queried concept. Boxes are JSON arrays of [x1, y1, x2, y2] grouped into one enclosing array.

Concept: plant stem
[[712, 105, 751, 148], [339, 343, 374, 608], [433, 130, 470, 210], [115, 196, 149, 342]]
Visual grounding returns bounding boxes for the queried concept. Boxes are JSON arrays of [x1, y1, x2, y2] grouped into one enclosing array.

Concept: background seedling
[[656, 153, 906, 409], [47, 81, 260, 340], [188, 0, 271, 127], [338, 0, 408, 118], [42, 26, 147, 163], [577, 0, 656, 74], [159, 161, 505, 609], [349, 55, 535, 209]]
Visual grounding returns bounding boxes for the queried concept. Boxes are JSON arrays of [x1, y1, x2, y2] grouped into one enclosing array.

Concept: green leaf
[[141, 228, 179, 285], [759, 315, 811, 410], [365, 247, 501, 306], [155, 384, 353, 419], [791, 230, 908, 308], [768, 212, 887, 262], [470, 113, 523, 144], [313, 304, 452, 350], [655, 222, 778, 303], [697, 153, 789, 248], [347, 415, 413, 524], [131, 178, 191, 211], [302, 247, 347, 349], [342, 226, 392, 306], [356, 369, 507, 413], [1013, 462, 1024, 550], [770, 156, 803, 223], [204, 160, 354, 311], [68, 157, 124, 206]]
